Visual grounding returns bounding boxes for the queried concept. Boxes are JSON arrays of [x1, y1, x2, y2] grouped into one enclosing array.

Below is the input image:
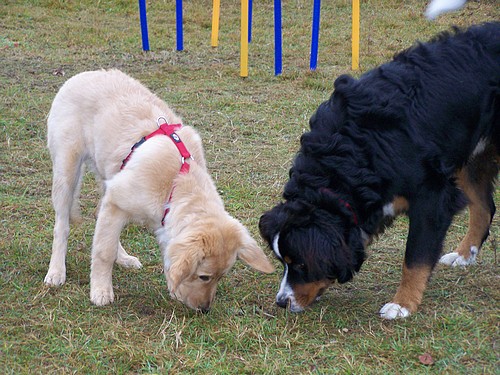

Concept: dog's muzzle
[[276, 293, 304, 313]]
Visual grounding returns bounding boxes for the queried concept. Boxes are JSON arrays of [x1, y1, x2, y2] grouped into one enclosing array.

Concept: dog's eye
[[293, 263, 305, 271], [199, 275, 210, 281]]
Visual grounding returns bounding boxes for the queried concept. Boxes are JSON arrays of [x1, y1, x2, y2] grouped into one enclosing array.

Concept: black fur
[[260, 22, 500, 303]]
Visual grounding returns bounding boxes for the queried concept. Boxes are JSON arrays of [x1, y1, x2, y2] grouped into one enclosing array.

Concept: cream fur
[[44, 69, 274, 311]]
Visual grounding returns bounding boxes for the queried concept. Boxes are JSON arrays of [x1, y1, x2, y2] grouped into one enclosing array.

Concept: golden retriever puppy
[[44, 69, 274, 312]]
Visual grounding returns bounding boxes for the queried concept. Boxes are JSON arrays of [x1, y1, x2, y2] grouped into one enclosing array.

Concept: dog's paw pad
[[439, 247, 477, 267], [90, 289, 114, 306], [379, 302, 410, 320], [44, 271, 66, 287], [116, 255, 142, 269]]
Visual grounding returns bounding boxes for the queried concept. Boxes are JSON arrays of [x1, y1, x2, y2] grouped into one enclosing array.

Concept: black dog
[[259, 22, 499, 319]]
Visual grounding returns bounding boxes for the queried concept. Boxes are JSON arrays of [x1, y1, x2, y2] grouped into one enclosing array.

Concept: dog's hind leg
[[45, 152, 85, 286], [440, 147, 498, 267], [116, 242, 142, 269], [69, 163, 85, 224], [90, 197, 128, 306]]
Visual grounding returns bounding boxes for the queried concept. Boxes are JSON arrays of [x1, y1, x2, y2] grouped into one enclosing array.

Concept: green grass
[[1, 0, 499, 373]]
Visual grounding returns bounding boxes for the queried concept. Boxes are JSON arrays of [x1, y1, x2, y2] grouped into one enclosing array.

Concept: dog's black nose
[[276, 296, 289, 309]]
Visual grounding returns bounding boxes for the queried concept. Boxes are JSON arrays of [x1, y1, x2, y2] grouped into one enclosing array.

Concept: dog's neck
[[161, 162, 225, 232]]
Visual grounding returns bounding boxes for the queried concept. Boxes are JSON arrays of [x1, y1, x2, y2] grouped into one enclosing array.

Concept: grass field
[[1, 0, 499, 373]]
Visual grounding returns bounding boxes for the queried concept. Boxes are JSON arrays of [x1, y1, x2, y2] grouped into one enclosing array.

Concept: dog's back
[[47, 69, 185, 181], [327, 22, 500, 171]]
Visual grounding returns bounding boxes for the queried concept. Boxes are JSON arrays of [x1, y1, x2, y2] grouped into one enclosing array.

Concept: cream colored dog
[[44, 69, 274, 312]]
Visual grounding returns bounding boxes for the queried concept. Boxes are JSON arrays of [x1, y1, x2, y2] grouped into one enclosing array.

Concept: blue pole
[[274, 0, 282, 75], [249, 0, 253, 43], [310, 0, 321, 70], [138, 0, 150, 51], [176, 0, 183, 51]]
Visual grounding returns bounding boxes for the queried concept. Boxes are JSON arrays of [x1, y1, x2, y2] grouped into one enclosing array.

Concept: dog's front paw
[[439, 246, 477, 267], [90, 287, 115, 306], [379, 302, 410, 320], [44, 269, 66, 287], [116, 254, 142, 269]]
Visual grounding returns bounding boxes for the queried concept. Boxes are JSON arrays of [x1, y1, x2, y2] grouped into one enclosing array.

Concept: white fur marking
[[383, 203, 395, 217], [439, 246, 478, 267], [272, 234, 282, 260], [379, 302, 410, 319], [472, 138, 487, 157], [273, 233, 304, 312], [276, 264, 303, 313], [277, 264, 291, 298]]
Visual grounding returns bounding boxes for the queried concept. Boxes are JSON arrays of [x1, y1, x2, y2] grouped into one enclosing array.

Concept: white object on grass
[[425, 0, 467, 20]]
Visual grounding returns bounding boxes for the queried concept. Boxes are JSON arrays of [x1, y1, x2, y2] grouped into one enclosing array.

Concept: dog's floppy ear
[[335, 227, 366, 283], [165, 238, 204, 293], [235, 222, 275, 273], [258, 203, 288, 245]]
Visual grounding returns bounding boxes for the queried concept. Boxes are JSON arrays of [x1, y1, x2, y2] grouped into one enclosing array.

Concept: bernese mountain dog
[[259, 22, 499, 319]]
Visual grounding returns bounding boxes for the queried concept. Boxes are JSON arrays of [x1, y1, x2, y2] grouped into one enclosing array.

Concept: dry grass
[[1, 0, 499, 373]]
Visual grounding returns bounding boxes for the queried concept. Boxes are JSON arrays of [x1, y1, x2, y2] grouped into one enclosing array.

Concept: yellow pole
[[211, 0, 220, 47], [352, 0, 360, 70], [240, 0, 249, 77]]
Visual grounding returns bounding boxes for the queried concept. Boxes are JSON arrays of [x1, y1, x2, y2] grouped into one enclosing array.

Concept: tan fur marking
[[292, 280, 331, 308], [391, 264, 432, 313], [455, 168, 493, 259], [392, 196, 409, 215]]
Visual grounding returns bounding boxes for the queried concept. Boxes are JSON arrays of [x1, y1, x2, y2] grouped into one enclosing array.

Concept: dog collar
[[120, 118, 193, 225]]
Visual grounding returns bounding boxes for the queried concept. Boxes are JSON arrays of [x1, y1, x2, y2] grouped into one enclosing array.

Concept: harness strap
[[146, 123, 190, 159], [121, 122, 191, 170], [120, 137, 147, 170], [120, 121, 193, 225]]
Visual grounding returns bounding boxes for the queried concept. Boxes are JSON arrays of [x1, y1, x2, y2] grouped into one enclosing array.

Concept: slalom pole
[[211, 0, 221, 47], [176, 0, 183, 51], [138, 0, 150, 51], [352, 0, 360, 70], [274, 0, 282, 75], [310, 0, 321, 70], [249, 0, 253, 43], [241, 0, 249, 77]]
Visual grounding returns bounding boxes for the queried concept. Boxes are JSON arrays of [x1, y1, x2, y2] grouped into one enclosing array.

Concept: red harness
[[120, 120, 193, 225]]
